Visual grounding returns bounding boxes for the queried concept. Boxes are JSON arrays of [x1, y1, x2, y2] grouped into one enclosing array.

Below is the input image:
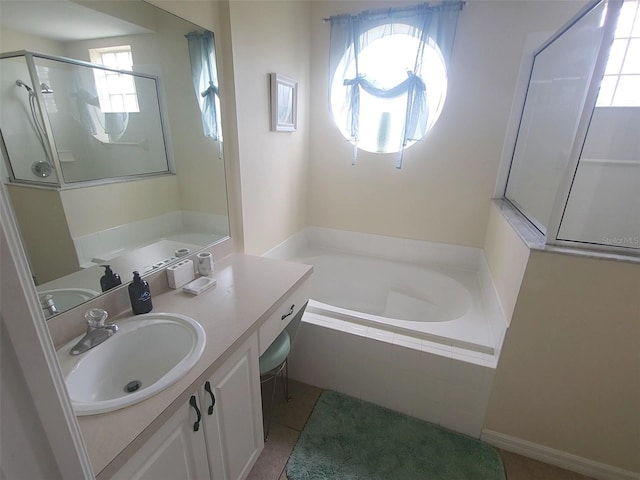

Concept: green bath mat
[[287, 391, 505, 480]]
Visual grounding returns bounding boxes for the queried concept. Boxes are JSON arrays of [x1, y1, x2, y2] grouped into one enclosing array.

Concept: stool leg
[[283, 359, 291, 402], [264, 374, 278, 442]]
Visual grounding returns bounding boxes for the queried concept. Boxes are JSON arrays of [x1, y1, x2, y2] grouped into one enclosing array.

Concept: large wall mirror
[[0, 0, 230, 317]]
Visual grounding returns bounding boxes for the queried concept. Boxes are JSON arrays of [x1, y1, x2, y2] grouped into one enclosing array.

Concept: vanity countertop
[[75, 253, 312, 479]]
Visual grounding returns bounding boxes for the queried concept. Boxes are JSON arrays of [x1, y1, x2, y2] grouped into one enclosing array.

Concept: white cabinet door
[[199, 334, 263, 480], [111, 396, 211, 480]]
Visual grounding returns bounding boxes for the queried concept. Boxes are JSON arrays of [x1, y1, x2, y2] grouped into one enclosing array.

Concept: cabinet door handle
[[281, 304, 295, 321], [204, 381, 216, 415], [189, 395, 201, 432]]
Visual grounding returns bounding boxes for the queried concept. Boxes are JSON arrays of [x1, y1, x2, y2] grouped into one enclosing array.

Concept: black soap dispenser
[[128, 271, 153, 314], [100, 265, 122, 292]]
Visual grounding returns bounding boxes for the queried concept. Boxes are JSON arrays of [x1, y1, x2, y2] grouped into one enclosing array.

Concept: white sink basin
[[57, 313, 206, 416], [39, 288, 100, 312]]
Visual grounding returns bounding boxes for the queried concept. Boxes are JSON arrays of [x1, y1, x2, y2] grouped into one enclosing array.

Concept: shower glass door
[[0, 55, 59, 185], [32, 55, 170, 184], [503, 0, 639, 255], [556, 0, 640, 252], [0, 51, 172, 188], [504, 0, 608, 233], [558, 103, 640, 251]]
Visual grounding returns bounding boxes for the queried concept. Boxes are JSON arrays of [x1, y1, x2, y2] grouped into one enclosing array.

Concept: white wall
[[308, 0, 585, 248], [1, 320, 62, 480], [483, 202, 530, 325], [1, 196, 93, 480], [484, 249, 640, 474], [59, 175, 180, 237], [226, 0, 311, 255], [7, 185, 78, 284], [0, 27, 65, 55]]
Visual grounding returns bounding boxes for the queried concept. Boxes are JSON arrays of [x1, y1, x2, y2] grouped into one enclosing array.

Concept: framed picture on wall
[[270, 73, 297, 132]]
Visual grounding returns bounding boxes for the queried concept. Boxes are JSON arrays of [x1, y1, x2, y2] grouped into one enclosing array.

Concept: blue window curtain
[[186, 31, 222, 144], [328, 2, 463, 168]]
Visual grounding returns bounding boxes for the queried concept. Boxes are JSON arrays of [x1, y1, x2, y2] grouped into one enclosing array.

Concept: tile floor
[[247, 379, 596, 480]]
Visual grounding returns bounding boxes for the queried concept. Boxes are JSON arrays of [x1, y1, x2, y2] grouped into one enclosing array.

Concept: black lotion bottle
[[128, 271, 153, 314], [100, 265, 122, 292]]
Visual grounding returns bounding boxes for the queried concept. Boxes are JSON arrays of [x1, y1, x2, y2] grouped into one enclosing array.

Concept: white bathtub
[[267, 227, 507, 356], [265, 227, 508, 438]]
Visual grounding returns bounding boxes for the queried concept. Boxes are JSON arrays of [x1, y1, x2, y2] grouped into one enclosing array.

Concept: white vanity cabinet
[[198, 333, 263, 480], [258, 278, 310, 355], [110, 396, 211, 480], [111, 333, 263, 480]]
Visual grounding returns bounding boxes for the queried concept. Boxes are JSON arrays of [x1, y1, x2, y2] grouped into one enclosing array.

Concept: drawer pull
[[189, 395, 201, 432], [204, 381, 216, 415], [281, 304, 295, 321]]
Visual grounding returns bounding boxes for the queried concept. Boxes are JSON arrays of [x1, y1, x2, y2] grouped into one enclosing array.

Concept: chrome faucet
[[41, 294, 59, 318], [70, 308, 118, 355]]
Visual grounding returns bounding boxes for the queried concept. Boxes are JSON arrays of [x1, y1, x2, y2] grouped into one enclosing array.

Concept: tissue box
[[167, 259, 195, 289]]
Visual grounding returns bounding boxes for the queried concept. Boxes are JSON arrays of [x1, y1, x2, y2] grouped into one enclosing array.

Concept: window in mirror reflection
[[89, 45, 140, 113]]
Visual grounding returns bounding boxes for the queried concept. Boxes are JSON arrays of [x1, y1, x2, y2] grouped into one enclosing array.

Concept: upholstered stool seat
[[259, 330, 290, 375], [259, 330, 291, 441]]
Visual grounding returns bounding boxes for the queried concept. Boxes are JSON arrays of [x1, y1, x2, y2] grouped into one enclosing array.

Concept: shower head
[[15, 80, 53, 95], [16, 79, 34, 94]]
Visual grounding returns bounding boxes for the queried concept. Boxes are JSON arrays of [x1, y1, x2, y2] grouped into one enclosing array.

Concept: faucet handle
[[85, 308, 108, 328], [41, 294, 54, 306], [41, 294, 59, 316]]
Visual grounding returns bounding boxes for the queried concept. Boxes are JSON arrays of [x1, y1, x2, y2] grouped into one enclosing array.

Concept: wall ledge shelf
[[493, 199, 640, 265]]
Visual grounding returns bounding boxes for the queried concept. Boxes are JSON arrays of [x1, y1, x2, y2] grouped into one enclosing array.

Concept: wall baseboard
[[481, 430, 639, 480]]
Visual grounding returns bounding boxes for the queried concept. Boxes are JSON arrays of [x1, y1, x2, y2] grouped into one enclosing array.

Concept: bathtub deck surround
[[49, 254, 312, 478], [264, 226, 508, 439]]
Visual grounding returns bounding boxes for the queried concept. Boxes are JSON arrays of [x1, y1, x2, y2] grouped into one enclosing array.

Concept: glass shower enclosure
[[504, 0, 639, 254], [0, 51, 171, 188]]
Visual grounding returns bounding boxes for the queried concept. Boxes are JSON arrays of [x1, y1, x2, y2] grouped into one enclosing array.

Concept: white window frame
[[329, 25, 448, 155], [89, 45, 139, 113], [596, 0, 640, 107]]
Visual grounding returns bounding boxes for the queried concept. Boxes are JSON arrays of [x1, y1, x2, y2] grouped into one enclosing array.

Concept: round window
[[330, 29, 448, 154]]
